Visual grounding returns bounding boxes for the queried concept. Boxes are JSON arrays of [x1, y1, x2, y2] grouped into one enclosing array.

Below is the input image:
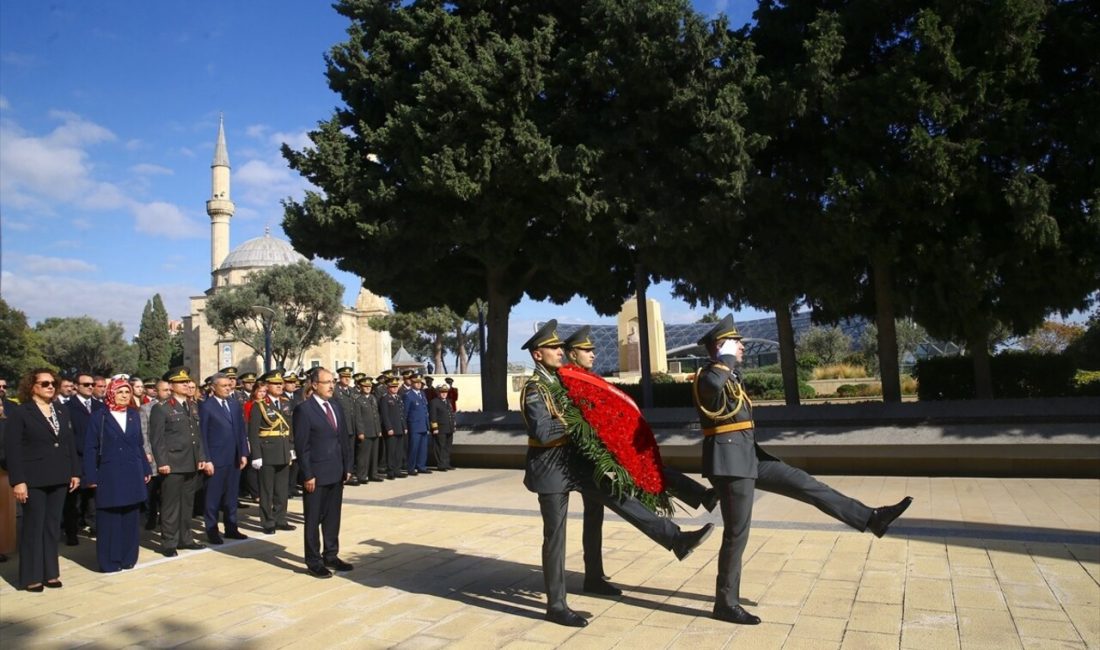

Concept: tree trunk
[[433, 336, 445, 376], [635, 263, 653, 409], [969, 330, 994, 399], [872, 250, 902, 403], [774, 301, 800, 406], [456, 325, 470, 373], [482, 278, 512, 412]]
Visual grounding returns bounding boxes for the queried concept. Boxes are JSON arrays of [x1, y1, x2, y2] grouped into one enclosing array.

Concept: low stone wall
[[451, 397, 1100, 477]]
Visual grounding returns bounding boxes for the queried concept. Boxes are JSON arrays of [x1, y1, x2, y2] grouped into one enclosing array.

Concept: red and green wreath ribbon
[[551, 364, 673, 515]]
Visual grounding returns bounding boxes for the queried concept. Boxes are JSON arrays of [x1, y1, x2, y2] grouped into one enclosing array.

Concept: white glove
[[290, 450, 297, 462], [251, 458, 263, 470], [718, 338, 740, 358]]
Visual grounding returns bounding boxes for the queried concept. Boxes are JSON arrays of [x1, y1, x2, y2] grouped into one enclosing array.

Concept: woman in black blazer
[[5, 369, 81, 591]]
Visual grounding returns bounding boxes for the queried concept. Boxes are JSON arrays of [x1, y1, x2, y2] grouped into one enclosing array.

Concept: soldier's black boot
[[867, 496, 913, 538], [673, 523, 714, 560]]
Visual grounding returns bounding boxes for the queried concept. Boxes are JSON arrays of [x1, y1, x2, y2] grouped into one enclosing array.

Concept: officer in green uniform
[[694, 315, 914, 625], [249, 369, 296, 534], [352, 375, 383, 482], [148, 367, 211, 557], [236, 372, 257, 404], [523, 320, 714, 628]]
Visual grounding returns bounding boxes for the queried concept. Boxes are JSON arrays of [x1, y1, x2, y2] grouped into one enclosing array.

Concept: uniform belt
[[527, 435, 570, 448], [701, 421, 754, 436], [257, 430, 290, 437]]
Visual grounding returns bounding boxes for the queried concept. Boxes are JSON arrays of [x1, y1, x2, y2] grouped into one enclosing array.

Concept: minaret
[[207, 114, 234, 282]]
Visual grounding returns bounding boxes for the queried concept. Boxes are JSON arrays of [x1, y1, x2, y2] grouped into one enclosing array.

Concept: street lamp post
[[251, 305, 276, 373]]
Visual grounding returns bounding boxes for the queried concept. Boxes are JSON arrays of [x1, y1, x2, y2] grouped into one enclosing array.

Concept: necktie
[[323, 401, 337, 430], [222, 399, 231, 416]]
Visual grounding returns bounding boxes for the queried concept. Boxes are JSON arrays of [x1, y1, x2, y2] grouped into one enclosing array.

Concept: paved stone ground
[[1, 469, 1097, 649]]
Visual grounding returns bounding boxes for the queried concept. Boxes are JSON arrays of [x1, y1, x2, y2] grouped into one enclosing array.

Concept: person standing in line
[[140, 380, 170, 531], [352, 375, 384, 483], [293, 367, 354, 578], [5, 369, 81, 591], [248, 369, 296, 535], [84, 378, 151, 572], [379, 377, 407, 479], [522, 320, 714, 627], [65, 372, 102, 545], [198, 373, 249, 545], [428, 383, 455, 471], [694, 315, 913, 625], [148, 367, 210, 557], [404, 375, 431, 476]]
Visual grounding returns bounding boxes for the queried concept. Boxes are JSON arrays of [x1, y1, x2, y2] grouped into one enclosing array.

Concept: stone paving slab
[[1, 469, 1097, 649]]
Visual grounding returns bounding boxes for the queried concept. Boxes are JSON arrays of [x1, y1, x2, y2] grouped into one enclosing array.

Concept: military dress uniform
[[522, 321, 712, 627], [428, 388, 455, 471], [248, 371, 295, 533], [379, 379, 408, 478], [694, 315, 911, 623], [148, 367, 207, 555], [352, 379, 383, 482]]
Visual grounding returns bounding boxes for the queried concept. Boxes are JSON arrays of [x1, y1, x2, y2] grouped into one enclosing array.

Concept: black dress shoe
[[702, 487, 719, 513], [409, 469, 419, 476], [372, 475, 387, 481], [419, 469, 432, 474], [276, 523, 297, 531], [263, 527, 276, 535], [386, 473, 396, 479], [162, 549, 178, 557], [545, 608, 588, 627], [867, 496, 913, 538], [582, 578, 622, 596], [324, 558, 353, 571], [713, 604, 761, 625], [673, 523, 714, 560], [224, 530, 248, 540], [307, 565, 333, 578], [206, 532, 225, 545], [180, 542, 206, 550], [345, 478, 360, 486]]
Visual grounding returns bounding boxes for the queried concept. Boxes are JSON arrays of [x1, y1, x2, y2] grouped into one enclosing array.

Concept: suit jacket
[[522, 366, 581, 494], [248, 396, 293, 465], [404, 389, 429, 434], [199, 396, 249, 467], [139, 400, 157, 458], [84, 408, 151, 508], [5, 400, 80, 488], [353, 392, 382, 438], [694, 354, 759, 479], [379, 393, 407, 436], [67, 396, 105, 466], [292, 397, 352, 486], [148, 397, 206, 473], [429, 397, 455, 434]]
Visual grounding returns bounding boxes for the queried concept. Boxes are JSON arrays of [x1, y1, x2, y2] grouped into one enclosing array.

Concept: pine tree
[[137, 294, 170, 378]]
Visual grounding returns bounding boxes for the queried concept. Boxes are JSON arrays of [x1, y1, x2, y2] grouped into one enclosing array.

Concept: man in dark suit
[[199, 372, 250, 544], [149, 367, 211, 557], [694, 315, 914, 625], [522, 320, 713, 627], [293, 367, 354, 578], [64, 372, 103, 545]]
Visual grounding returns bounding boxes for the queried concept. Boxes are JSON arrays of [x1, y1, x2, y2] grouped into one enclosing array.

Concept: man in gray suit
[[694, 315, 913, 625], [523, 320, 714, 628]]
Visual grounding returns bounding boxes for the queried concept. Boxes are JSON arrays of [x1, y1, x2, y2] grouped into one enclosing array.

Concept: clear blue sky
[[0, 1, 763, 367]]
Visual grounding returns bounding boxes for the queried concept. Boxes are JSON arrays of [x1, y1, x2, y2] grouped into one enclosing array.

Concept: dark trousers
[[145, 475, 162, 525], [19, 484, 66, 587], [385, 434, 405, 475], [160, 472, 198, 550], [407, 432, 429, 472], [63, 486, 95, 537], [241, 466, 260, 500], [204, 462, 241, 533], [302, 480, 344, 568], [259, 463, 290, 528], [709, 457, 874, 609], [537, 483, 683, 613], [433, 432, 453, 470], [95, 504, 141, 572], [580, 492, 604, 579], [663, 467, 709, 509], [355, 437, 378, 481]]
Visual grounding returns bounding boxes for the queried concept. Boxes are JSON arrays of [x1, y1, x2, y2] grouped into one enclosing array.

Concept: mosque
[[180, 119, 392, 380]]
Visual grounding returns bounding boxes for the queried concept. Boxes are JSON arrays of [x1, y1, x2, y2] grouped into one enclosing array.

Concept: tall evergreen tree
[[136, 294, 171, 378]]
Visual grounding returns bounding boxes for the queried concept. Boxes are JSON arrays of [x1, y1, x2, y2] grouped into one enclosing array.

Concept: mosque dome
[[218, 229, 307, 271]]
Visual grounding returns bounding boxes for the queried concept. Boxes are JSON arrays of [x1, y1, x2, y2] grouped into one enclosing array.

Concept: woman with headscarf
[[84, 377, 151, 572], [5, 369, 80, 591]]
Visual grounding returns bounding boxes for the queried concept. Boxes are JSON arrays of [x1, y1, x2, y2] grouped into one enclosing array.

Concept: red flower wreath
[[558, 364, 670, 512]]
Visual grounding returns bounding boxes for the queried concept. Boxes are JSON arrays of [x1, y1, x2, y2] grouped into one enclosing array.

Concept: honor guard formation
[[2, 316, 913, 629]]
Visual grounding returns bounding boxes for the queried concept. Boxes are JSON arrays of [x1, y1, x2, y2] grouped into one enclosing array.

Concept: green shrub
[[1075, 370, 1100, 396], [650, 371, 677, 384], [915, 352, 1077, 399], [835, 383, 882, 398]]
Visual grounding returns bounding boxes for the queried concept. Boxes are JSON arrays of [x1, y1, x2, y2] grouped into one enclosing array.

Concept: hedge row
[[914, 352, 1083, 399], [612, 372, 815, 407]]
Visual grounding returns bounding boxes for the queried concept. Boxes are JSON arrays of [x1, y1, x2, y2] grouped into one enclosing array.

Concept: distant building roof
[[218, 230, 307, 271], [391, 346, 423, 368]]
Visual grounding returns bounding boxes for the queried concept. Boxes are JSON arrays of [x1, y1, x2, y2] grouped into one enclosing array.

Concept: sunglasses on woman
[[37, 380, 57, 388]]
